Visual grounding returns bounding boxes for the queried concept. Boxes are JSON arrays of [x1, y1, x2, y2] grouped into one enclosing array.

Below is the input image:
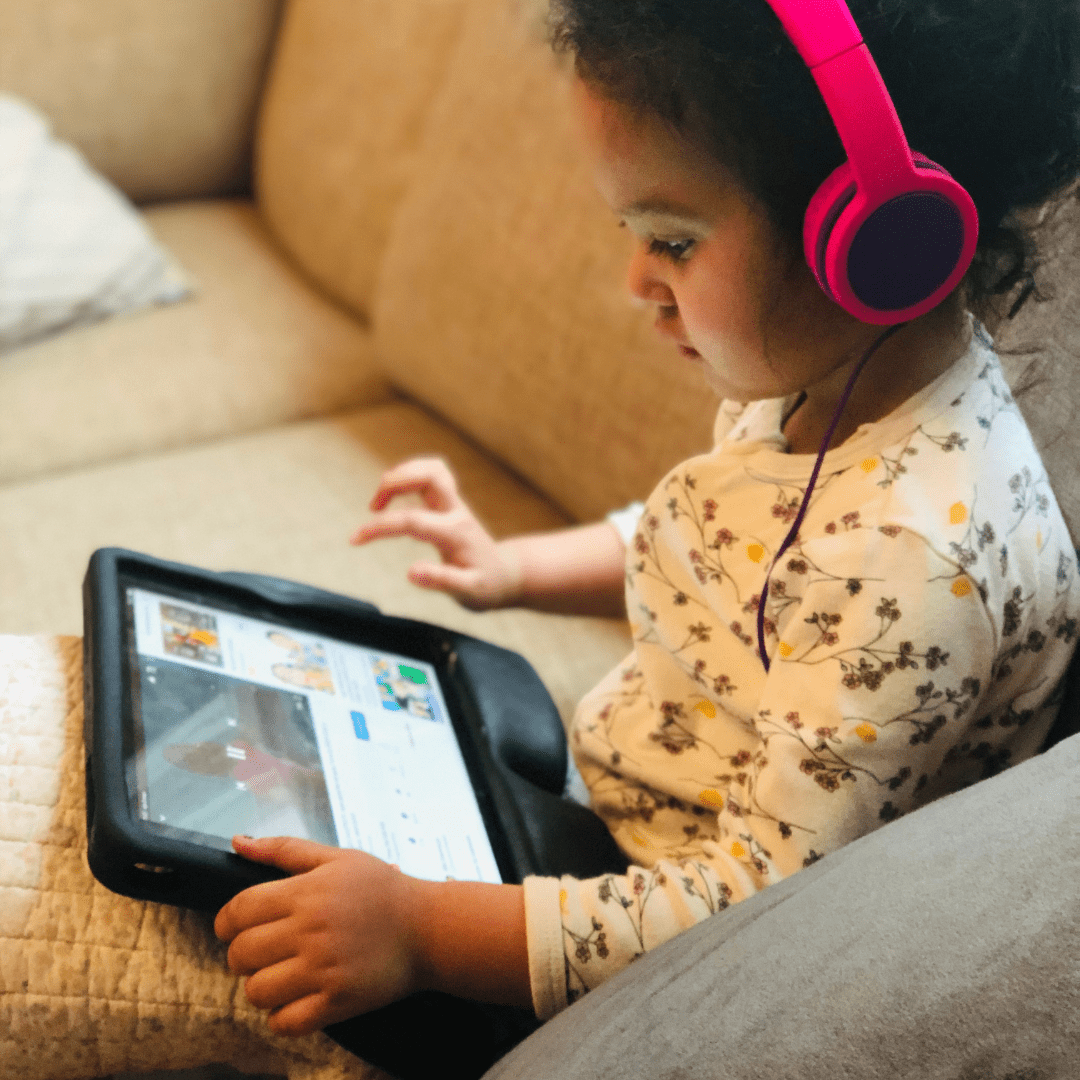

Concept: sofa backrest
[[256, 0, 471, 325], [257, 0, 1080, 530], [373, 0, 721, 522], [0, 0, 281, 203], [258, 0, 718, 522]]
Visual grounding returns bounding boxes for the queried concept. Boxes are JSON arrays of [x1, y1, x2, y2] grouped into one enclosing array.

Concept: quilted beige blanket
[[0, 635, 387, 1080]]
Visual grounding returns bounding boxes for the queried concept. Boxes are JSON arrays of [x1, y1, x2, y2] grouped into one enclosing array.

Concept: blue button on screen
[[351, 711, 370, 740]]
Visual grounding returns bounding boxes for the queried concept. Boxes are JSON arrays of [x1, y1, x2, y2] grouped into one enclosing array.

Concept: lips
[[654, 310, 700, 359]]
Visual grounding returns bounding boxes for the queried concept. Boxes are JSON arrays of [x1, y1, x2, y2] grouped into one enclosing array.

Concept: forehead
[[570, 77, 732, 221]]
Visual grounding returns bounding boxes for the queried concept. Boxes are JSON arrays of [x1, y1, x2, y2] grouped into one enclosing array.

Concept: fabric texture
[[524, 319, 1080, 1017], [491, 727, 1080, 1080], [256, 0, 468, 320], [993, 191, 1080, 543], [0, 0, 280, 203], [0, 634, 386, 1080], [0, 400, 631, 730], [0, 200, 391, 488], [372, 0, 719, 522], [0, 96, 192, 354]]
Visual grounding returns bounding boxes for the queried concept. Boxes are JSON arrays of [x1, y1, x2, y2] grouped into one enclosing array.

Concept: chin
[[698, 366, 732, 400]]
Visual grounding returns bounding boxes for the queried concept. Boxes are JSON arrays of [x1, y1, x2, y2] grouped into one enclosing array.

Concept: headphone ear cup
[[803, 154, 978, 323], [803, 160, 859, 302], [846, 180, 971, 316], [910, 150, 952, 178]]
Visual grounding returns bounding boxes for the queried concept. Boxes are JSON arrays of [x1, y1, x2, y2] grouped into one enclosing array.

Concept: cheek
[[688, 231, 773, 328], [677, 270, 764, 353]]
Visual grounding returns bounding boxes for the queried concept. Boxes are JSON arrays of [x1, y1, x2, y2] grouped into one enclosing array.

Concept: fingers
[[406, 562, 494, 608], [349, 457, 519, 609], [232, 834, 339, 875], [266, 992, 335, 1037], [367, 457, 460, 514], [349, 507, 469, 554], [243, 957, 340, 1035], [215, 837, 337, 943], [264, 984, 380, 1036], [216, 879, 296, 944], [243, 954, 373, 1035], [243, 956, 316, 1012], [225, 917, 297, 976]]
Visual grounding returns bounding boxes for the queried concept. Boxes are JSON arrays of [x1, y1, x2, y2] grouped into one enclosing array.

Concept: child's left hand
[[214, 835, 421, 1036]]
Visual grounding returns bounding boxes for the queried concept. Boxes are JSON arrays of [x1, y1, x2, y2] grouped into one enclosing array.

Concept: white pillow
[[0, 95, 193, 353]]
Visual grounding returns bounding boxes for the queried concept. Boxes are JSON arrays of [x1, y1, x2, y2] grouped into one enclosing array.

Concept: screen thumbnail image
[[160, 602, 223, 667], [267, 630, 336, 694], [136, 657, 337, 845], [370, 656, 437, 720]]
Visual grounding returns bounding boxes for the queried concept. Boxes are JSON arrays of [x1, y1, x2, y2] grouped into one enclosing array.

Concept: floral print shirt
[[522, 318, 1080, 1020]]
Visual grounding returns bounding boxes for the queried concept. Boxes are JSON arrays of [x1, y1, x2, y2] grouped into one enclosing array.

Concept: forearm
[[408, 879, 533, 1010], [501, 521, 627, 617]]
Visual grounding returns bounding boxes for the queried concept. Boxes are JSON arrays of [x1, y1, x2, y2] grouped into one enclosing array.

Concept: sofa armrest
[[0, 635, 380, 1080], [485, 731, 1080, 1079]]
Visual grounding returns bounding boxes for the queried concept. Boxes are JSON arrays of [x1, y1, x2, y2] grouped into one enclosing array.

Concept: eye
[[647, 237, 696, 263]]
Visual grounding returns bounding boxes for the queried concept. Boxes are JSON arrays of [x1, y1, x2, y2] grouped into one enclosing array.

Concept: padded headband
[[767, 0, 914, 198], [763, 0, 979, 323]]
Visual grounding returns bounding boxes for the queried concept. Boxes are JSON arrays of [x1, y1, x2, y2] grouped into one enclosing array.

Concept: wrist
[[393, 870, 443, 998], [493, 538, 527, 607], [398, 877, 533, 1008], [400, 875, 440, 995], [495, 523, 628, 617]]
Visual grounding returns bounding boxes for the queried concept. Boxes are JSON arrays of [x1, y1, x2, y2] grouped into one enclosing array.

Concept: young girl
[[214, 0, 1080, 1039]]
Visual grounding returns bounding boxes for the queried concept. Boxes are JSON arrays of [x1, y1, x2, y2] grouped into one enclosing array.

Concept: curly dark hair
[[549, 0, 1080, 324]]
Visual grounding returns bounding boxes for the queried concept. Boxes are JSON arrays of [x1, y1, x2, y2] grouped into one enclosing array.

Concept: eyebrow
[[618, 196, 708, 228]]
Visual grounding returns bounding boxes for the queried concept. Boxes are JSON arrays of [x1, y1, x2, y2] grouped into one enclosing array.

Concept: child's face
[[572, 79, 859, 403]]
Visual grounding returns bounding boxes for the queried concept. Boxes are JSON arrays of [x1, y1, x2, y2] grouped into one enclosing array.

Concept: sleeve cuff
[[605, 501, 646, 547], [522, 875, 568, 1020]]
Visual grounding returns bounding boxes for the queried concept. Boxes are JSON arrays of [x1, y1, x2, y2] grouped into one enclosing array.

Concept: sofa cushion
[[486, 727, 1080, 1080], [0, 200, 391, 488], [0, 0, 281, 203], [371, 0, 719, 523], [256, 0, 468, 321], [0, 401, 631, 723]]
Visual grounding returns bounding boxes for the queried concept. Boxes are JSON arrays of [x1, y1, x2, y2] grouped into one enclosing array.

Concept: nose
[[626, 242, 676, 307]]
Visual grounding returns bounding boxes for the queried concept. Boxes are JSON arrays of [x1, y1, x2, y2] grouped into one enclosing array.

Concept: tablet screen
[[122, 585, 503, 885]]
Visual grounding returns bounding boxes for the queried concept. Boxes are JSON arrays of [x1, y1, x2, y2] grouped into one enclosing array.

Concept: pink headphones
[[767, 0, 979, 325]]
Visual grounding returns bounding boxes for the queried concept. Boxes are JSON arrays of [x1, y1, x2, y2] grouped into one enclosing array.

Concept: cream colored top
[[524, 320, 1080, 1019]]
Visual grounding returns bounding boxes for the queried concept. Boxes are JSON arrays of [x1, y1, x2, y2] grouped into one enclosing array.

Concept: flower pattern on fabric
[[523, 320, 1080, 1020]]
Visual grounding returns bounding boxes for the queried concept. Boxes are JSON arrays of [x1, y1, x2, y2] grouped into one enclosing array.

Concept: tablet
[[84, 548, 628, 911], [123, 584, 503, 885]]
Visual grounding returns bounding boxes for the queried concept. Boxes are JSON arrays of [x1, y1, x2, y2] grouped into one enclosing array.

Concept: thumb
[[407, 561, 483, 598], [231, 834, 338, 875]]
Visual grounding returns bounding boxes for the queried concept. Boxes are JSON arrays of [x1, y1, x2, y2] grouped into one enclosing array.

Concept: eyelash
[[647, 237, 696, 263]]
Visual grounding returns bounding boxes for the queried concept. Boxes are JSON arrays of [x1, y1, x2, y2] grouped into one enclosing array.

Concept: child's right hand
[[350, 457, 524, 611]]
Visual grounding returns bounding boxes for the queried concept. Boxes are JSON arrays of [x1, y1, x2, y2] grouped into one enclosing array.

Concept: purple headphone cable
[[756, 322, 906, 673]]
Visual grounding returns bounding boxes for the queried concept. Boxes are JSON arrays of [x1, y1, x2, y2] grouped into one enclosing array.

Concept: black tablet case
[[84, 548, 633, 1078], [83, 547, 628, 911]]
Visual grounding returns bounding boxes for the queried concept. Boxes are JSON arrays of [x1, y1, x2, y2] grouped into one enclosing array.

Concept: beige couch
[[0, 0, 721, 727], [4, 0, 1080, 705], [3, 1, 1080, 1077]]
